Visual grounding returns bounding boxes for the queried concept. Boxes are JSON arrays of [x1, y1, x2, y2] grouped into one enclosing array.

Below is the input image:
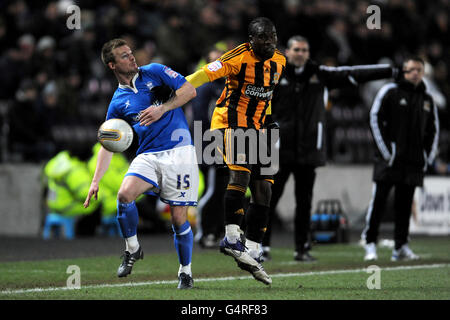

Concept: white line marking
[[1, 263, 448, 295]]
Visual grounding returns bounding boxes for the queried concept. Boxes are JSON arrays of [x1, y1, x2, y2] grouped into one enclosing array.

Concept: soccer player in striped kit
[[187, 17, 286, 285]]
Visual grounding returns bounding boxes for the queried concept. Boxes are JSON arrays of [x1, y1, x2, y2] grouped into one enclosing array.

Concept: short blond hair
[[101, 38, 127, 66]]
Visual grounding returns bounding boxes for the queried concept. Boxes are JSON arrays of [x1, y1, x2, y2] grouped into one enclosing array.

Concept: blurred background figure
[[43, 148, 98, 239], [361, 57, 439, 262], [8, 79, 56, 162]]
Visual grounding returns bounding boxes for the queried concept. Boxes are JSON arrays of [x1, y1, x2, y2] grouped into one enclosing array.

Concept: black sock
[[245, 203, 270, 243], [224, 185, 246, 226]]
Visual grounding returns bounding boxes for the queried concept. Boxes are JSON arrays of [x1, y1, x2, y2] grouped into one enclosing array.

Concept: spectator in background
[[362, 57, 439, 262], [34, 36, 58, 79], [8, 79, 55, 162], [155, 12, 191, 75], [0, 33, 35, 99], [57, 68, 82, 123]]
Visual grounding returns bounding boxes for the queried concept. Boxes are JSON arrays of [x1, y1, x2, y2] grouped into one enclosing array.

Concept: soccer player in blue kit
[[84, 39, 198, 289]]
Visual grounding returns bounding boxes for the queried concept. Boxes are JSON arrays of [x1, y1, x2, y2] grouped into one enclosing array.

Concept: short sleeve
[[202, 48, 242, 82], [141, 63, 186, 91]]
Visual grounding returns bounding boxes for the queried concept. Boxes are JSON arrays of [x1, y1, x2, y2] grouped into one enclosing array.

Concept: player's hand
[[84, 182, 99, 208], [139, 105, 165, 126]]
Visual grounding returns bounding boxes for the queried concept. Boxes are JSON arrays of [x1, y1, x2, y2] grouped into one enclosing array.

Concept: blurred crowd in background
[[0, 0, 449, 167]]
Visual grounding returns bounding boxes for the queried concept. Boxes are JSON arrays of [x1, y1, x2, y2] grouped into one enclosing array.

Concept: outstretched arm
[[318, 64, 395, 89], [186, 69, 211, 88], [84, 145, 113, 208]]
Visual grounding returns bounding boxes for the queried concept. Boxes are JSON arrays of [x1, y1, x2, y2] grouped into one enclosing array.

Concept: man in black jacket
[[362, 57, 439, 262], [262, 35, 400, 262]]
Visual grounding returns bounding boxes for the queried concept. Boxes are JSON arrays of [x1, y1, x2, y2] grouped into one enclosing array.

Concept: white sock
[[178, 263, 192, 276], [246, 239, 260, 251], [246, 239, 261, 259], [125, 235, 139, 254], [225, 224, 242, 244]]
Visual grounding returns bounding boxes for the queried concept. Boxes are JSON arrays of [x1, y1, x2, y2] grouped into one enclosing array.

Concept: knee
[[171, 206, 188, 227], [117, 187, 135, 204]]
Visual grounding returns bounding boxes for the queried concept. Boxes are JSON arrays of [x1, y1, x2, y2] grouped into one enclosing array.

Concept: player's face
[[250, 25, 277, 61], [286, 41, 309, 67], [110, 45, 139, 75], [403, 60, 424, 86]]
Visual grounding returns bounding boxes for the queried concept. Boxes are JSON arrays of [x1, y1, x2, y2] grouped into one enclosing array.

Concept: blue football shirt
[[106, 63, 192, 154]]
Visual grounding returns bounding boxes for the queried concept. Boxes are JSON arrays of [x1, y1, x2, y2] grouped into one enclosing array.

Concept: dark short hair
[[101, 38, 128, 66], [404, 56, 425, 66], [248, 17, 275, 36], [287, 35, 309, 49]]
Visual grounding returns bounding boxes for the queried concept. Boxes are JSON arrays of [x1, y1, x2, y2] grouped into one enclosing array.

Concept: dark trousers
[[362, 181, 416, 249], [262, 164, 316, 252]]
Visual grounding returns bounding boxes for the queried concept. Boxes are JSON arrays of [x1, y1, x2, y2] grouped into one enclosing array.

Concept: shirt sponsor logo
[[207, 61, 223, 72], [244, 84, 273, 100]]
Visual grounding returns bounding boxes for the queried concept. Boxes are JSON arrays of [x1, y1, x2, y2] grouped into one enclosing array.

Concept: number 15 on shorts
[[176, 174, 190, 190]]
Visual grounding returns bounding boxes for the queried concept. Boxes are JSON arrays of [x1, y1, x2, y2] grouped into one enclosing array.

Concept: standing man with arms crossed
[[263, 35, 401, 262], [186, 17, 286, 285], [84, 39, 198, 289], [362, 56, 439, 261]]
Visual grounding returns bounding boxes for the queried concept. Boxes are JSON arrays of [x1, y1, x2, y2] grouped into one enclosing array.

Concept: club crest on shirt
[[423, 100, 431, 112], [273, 72, 280, 84], [146, 81, 155, 91]]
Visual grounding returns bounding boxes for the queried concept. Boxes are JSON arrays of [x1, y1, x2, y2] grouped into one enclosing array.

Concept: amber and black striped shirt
[[202, 43, 286, 130]]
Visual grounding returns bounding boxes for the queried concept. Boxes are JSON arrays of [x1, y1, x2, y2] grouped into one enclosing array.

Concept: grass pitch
[[0, 237, 449, 300]]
